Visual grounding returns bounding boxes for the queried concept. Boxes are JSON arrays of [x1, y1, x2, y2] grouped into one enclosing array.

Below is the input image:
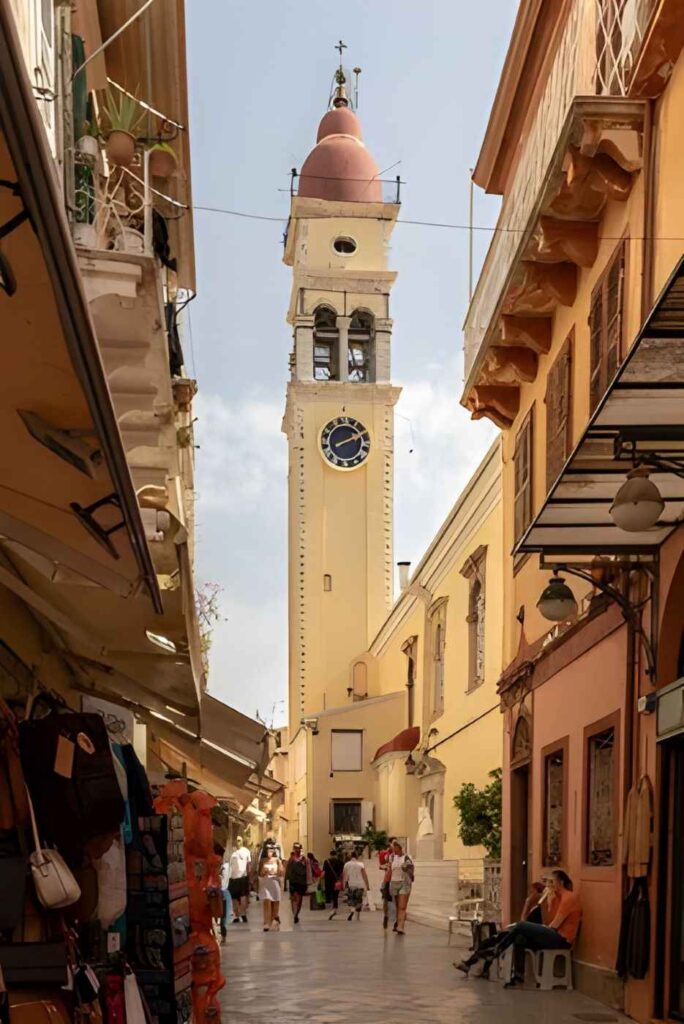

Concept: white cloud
[[394, 368, 498, 567], [193, 390, 286, 513]]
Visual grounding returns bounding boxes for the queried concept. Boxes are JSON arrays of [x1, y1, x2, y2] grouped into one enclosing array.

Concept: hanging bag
[[27, 786, 81, 911], [19, 710, 123, 856]]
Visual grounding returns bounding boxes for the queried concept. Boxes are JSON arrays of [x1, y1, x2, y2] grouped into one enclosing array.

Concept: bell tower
[[282, 67, 401, 735]]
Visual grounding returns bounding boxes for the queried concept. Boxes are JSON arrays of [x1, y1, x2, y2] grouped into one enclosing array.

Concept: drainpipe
[[641, 99, 658, 322]]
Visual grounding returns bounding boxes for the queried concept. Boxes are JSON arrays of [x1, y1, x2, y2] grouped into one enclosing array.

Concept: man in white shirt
[[227, 836, 252, 923]]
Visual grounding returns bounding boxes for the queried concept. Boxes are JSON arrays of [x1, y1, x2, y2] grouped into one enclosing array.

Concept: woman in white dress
[[258, 845, 284, 931]]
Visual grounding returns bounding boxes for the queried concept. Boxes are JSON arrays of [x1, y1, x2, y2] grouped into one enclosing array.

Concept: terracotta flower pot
[[106, 130, 136, 167], [149, 146, 177, 179]]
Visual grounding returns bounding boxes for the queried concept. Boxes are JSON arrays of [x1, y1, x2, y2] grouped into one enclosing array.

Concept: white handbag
[[26, 785, 81, 910]]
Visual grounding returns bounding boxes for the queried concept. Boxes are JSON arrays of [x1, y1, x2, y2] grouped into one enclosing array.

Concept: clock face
[[320, 416, 371, 470]]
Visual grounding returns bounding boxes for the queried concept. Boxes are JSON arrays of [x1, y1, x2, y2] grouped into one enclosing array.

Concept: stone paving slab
[[218, 900, 631, 1024]]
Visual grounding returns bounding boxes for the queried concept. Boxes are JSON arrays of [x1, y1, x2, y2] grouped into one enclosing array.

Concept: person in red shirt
[[493, 869, 582, 987]]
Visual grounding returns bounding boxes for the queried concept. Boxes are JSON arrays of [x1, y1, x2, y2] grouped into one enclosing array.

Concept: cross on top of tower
[[335, 39, 347, 61], [332, 40, 349, 108]]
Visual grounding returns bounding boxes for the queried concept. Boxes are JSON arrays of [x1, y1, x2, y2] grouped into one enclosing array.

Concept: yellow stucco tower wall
[[282, 185, 401, 732]]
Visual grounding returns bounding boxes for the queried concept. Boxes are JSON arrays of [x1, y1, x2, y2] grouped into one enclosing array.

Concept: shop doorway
[[510, 763, 530, 918], [666, 739, 684, 1020]]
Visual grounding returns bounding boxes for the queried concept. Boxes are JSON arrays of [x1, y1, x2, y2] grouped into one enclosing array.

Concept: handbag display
[[8, 992, 70, 1024], [27, 787, 81, 911], [19, 710, 124, 855], [0, 831, 27, 931], [0, 942, 68, 987]]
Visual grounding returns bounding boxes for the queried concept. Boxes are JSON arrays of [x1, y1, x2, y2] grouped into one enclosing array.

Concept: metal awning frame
[[517, 257, 684, 559]]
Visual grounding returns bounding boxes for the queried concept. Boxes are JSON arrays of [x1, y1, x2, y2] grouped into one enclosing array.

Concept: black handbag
[[0, 943, 68, 987], [0, 830, 27, 932], [19, 711, 123, 855]]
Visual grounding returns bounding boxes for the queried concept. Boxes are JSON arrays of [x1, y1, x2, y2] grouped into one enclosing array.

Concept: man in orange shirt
[[493, 869, 582, 987]]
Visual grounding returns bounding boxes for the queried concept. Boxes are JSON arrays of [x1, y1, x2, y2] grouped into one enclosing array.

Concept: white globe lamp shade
[[537, 576, 578, 622], [610, 467, 664, 533]]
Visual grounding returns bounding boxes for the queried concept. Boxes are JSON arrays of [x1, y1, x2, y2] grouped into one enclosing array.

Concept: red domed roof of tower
[[299, 83, 382, 203]]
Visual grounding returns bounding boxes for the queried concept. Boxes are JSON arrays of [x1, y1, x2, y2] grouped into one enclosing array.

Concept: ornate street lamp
[[610, 467, 664, 532], [536, 574, 578, 622]]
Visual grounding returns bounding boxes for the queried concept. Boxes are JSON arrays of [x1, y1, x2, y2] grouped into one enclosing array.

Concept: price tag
[[107, 932, 121, 954], [54, 734, 75, 779]]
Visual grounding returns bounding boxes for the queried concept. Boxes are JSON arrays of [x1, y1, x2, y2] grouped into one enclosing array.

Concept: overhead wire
[[192, 203, 684, 242]]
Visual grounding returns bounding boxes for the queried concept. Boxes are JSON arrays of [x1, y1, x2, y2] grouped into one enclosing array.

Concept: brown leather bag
[[9, 993, 70, 1024]]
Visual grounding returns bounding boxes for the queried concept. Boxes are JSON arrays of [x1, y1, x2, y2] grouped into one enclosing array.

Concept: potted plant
[[102, 88, 145, 168], [148, 141, 177, 179], [77, 120, 100, 160]]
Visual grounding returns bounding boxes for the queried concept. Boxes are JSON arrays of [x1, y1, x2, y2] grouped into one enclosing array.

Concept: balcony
[[462, 0, 658, 427]]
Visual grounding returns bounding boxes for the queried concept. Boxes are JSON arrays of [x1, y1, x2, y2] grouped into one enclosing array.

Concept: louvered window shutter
[[590, 242, 625, 413], [514, 413, 533, 543], [546, 336, 573, 489]]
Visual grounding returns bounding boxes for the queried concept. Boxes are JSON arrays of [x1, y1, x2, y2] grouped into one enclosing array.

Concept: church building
[[280, 66, 504, 896]]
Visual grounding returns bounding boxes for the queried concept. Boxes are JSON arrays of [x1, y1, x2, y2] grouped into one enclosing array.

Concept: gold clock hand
[[334, 431, 365, 449]]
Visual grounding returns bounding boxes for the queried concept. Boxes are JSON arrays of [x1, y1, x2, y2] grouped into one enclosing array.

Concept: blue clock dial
[[320, 416, 371, 469]]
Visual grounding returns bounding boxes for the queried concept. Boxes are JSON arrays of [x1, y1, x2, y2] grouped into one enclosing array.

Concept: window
[[590, 242, 626, 412], [331, 730, 363, 771], [333, 236, 357, 255], [331, 801, 361, 834], [461, 547, 486, 691], [348, 310, 374, 382], [586, 725, 616, 866], [511, 714, 531, 767], [428, 600, 447, 715], [313, 306, 339, 381], [402, 636, 418, 727], [545, 333, 573, 489], [351, 662, 367, 699], [543, 744, 566, 866], [514, 409, 533, 544]]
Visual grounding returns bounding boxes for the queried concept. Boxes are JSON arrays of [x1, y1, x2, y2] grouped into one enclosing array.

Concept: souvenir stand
[[0, 691, 224, 1024]]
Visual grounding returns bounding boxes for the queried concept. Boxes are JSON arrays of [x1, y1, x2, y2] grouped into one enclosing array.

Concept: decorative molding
[[504, 261, 577, 314], [527, 217, 599, 268], [468, 385, 521, 429], [500, 314, 552, 354], [481, 346, 538, 385]]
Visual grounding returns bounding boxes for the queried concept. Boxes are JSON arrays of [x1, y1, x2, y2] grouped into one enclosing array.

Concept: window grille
[[587, 727, 616, 865], [543, 748, 565, 866], [595, 0, 655, 97]]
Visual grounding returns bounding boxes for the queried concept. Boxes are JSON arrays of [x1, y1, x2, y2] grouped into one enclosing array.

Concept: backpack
[[19, 710, 124, 856], [403, 856, 415, 884]]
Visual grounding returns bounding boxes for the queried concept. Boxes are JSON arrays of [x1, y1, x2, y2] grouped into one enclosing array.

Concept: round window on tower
[[332, 236, 357, 256]]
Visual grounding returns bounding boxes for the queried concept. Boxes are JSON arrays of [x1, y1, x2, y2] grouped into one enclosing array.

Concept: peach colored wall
[[527, 626, 627, 972]]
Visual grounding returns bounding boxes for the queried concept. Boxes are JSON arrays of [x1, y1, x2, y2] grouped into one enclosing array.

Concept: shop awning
[[517, 258, 684, 558]]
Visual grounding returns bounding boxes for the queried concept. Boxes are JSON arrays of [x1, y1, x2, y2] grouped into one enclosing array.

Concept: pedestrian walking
[[342, 850, 369, 922], [285, 842, 312, 924], [388, 839, 414, 935], [218, 853, 233, 942], [258, 845, 284, 931], [379, 836, 396, 929], [228, 835, 252, 924], [307, 850, 323, 881], [323, 848, 344, 919]]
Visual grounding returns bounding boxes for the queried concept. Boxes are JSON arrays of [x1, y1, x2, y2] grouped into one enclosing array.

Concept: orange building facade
[[463, 2, 684, 1019]]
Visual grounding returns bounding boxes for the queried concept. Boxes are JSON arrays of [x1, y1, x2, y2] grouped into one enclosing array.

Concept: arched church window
[[348, 310, 374, 382], [313, 306, 339, 381], [352, 661, 367, 699], [428, 599, 447, 716]]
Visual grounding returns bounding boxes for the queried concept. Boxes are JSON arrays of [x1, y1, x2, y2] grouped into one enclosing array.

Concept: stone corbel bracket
[[463, 98, 646, 430]]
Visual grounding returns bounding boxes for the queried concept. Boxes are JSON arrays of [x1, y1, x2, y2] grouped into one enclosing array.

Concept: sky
[[184, 1, 517, 724]]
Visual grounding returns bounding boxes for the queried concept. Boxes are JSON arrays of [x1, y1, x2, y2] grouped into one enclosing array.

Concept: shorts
[[289, 882, 308, 896], [228, 876, 250, 899], [389, 880, 411, 897]]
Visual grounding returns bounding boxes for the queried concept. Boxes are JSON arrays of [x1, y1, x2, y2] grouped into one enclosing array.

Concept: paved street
[[219, 901, 630, 1023]]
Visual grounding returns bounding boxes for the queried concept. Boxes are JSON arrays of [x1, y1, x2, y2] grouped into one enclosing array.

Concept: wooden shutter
[[590, 242, 625, 413], [545, 335, 573, 489], [514, 411, 533, 543], [605, 249, 624, 384], [589, 288, 604, 413]]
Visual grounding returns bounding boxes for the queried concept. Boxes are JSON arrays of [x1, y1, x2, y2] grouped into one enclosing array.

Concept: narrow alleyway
[[219, 902, 630, 1023]]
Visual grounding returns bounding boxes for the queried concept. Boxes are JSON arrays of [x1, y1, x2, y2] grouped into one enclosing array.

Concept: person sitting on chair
[[454, 881, 545, 979], [495, 870, 581, 987]]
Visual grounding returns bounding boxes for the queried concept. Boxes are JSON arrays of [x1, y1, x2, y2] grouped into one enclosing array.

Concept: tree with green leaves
[[361, 821, 389, 853], [453, 768, 502, 860]]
